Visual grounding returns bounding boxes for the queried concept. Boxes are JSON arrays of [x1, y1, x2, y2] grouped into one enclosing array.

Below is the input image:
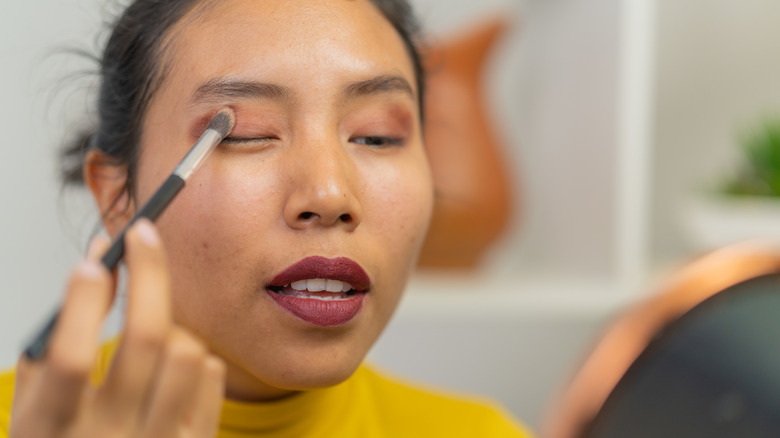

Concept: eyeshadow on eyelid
[[189, 112, 221, 139]]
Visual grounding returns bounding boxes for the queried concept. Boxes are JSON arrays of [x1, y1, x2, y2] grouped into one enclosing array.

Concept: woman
[[0, 0, 531, 436]]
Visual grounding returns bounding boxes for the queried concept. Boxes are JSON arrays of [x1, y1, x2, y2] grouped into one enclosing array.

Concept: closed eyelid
[[222, 136, 276, 144]]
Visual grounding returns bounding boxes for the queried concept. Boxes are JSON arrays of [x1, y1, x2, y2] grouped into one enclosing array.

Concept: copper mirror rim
[[543, 243, 780, 438]]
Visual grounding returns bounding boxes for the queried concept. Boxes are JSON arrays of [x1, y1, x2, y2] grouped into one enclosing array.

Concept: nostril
[[294, 211, 354, 224]]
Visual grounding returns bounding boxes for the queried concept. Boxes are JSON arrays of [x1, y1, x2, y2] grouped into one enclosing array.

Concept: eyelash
[[221, 136, 276, 145], [221, 136, 404, 148], [351, 136, 404, 148]]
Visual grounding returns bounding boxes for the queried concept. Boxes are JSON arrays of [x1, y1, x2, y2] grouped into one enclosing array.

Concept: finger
[[97, 219, 173, 424], [87, 235, 120, 298], [36, 257, 112, 424], [13, 354, 43, 411], [14, 355, 38, 390], [185, 354, 226, 437], [86, 235, 111, 262], [141, 328, 209, 437]]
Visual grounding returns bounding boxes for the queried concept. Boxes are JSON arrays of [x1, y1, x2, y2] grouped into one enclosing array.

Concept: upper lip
[[267, 256, 371, 292]]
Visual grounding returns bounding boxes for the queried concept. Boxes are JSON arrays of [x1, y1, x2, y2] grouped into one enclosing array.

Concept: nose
[[283, 139, 363, 231]]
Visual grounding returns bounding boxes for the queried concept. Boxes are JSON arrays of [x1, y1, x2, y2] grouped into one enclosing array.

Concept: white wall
[[0, 0, 109, 366], [652, 0, 780, 263]]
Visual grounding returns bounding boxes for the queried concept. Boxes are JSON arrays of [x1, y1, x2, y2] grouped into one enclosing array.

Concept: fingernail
[[86, 235, 109, 261], [76, 260, 105, 279], [134, 219, 160, 246]]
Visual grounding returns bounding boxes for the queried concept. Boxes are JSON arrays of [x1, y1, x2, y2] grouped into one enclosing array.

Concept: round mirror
[[547, 245, 780, 438]]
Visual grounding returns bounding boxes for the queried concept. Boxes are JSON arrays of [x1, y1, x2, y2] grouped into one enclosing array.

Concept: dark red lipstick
[[267, 256, 370, 326], [268, 256, 370, 291]]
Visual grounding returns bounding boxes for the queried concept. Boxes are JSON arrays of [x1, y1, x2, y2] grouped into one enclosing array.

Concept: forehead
[[159, 0, 416, 98]]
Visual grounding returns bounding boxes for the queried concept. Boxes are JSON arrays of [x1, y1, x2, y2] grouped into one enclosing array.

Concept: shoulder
[[353, 364, 534, 437]]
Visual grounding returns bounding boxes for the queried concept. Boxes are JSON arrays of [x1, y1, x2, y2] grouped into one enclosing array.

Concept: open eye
[[351, 136, 404, 148]]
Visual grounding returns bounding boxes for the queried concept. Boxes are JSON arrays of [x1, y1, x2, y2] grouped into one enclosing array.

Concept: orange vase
[[417, 19, 517, 269]]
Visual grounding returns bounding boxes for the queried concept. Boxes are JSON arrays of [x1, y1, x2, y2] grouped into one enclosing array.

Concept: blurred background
[[4, 0, 780, 433]]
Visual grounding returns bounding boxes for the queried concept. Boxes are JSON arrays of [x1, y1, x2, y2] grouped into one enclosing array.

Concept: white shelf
[[400, 272, 635, 319]]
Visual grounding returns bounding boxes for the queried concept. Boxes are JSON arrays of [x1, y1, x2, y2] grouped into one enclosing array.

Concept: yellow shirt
[[0, 341, 532, 437]]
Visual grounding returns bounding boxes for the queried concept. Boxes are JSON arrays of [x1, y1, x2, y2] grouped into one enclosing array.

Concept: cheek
[[359, 156, 433, 330], [364, 156, 434, 261], [156, 163, 282, 301]]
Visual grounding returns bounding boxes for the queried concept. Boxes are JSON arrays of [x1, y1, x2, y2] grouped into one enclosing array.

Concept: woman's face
[[120, 0, 432, 400]]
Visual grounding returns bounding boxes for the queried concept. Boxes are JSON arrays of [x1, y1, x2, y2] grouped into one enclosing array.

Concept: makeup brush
[[23, 108, 236, 360]]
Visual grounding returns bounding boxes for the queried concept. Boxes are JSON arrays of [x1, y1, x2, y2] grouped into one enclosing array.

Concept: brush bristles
[[207, 108, 236, 138]]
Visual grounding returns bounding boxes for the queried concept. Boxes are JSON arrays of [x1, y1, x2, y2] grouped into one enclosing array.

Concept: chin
[[276, 341, 369, 388], [219, 335, 371, 399], [278, 361, 361, 391]]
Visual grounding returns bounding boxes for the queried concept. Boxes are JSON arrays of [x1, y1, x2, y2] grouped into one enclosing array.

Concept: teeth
[[289, 278, 353, 293], [307, 279, 326, 291], [325, 279, 344, 292]]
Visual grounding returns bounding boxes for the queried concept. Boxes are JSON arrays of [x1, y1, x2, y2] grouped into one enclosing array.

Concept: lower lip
[[267, 291, 365, 326]]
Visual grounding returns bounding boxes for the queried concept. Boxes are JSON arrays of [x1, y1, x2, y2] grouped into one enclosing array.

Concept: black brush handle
[[100, 175, 185, 269], [23, 175, 185, 360]]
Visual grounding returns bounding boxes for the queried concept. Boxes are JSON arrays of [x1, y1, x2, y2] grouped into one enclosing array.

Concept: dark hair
[[61, 0, 426, 203]]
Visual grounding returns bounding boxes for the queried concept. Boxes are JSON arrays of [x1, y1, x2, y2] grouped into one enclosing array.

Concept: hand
[[10, 219, 225, 438]]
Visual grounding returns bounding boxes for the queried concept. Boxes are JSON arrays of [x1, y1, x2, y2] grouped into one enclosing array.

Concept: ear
[[84, 149, 135, 238]]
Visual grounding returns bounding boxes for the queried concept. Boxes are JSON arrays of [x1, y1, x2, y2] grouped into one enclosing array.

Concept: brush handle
[[21, 315, 58, 362], [101, 175, 185, 269], [23, 175, 185, 360]]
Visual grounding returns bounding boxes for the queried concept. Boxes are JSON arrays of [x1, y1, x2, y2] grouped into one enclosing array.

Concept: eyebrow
[[189, 74, 414, 106], [191, 78, 294, 105], [344, 75, 414, 99]]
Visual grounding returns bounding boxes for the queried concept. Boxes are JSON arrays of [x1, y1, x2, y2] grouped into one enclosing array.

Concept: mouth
[[266, 256, 370, 327], [269, 279, 359, 300]]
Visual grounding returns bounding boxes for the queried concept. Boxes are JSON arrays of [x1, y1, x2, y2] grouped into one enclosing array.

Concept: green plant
[[721, 118, 780, 197]]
